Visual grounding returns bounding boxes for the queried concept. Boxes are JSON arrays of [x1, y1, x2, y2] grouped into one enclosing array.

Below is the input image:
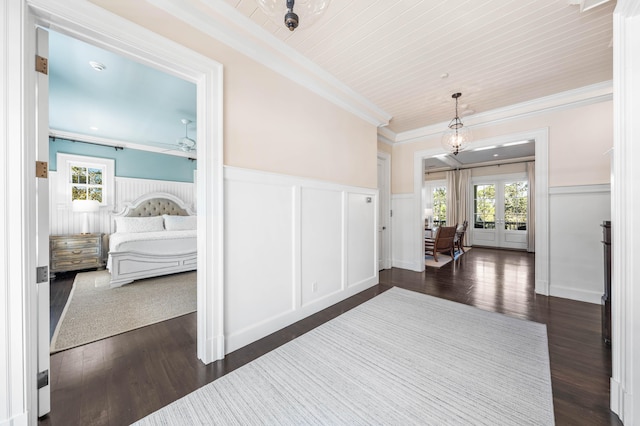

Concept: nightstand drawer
[[50, 236, 101, 250], [51, 257, 102, 271], [51, 246, 101, 259]]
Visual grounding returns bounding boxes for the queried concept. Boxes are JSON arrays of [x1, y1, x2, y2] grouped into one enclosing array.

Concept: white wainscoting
[[391, 194, 422, 271], [49, 172, 196, 236], [549, 184, 611, 304], [224, 167, 378, 353]]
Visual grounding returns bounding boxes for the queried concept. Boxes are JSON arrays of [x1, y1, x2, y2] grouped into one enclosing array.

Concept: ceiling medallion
[[441, 92, 472, 156], [255, 0, 331, 32]]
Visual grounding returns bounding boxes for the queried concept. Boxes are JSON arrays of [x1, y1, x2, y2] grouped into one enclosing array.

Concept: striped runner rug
[[134, 287, 554, 425]]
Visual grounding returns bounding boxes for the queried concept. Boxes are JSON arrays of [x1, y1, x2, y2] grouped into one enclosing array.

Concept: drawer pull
[[71, 260, 81, 264], [72, 250, 82, 254]]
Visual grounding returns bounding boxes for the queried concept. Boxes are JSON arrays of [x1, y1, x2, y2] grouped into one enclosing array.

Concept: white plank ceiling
[[222, 0, 615, 134]]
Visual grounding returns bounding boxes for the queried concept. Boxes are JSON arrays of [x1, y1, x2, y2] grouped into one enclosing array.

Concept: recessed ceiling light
[[473, 145, 497, 151], [493, 154, 499, 157], [89, 126, 99, 131], [503, 140, 530, 147], [89, 61, 106, 71], [440, 73, 449, 79]]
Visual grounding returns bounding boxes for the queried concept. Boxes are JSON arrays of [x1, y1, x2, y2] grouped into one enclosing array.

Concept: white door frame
[[12, 0, 224, 422], [611, 1, 640, 421], [412, 129, 549, 295], [34, 26, 51, 417], [377, 151, 391, 270]]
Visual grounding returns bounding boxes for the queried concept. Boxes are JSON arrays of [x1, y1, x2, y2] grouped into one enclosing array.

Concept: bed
[[107, 192, 197, 287]]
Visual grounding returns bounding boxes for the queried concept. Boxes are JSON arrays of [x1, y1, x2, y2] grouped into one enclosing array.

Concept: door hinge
[[35, 55, 48, 75], [37, 370, 49, 389], [36, 161, 48, 178], [390, 210, 393, 217], [36, 266, 48, 283]]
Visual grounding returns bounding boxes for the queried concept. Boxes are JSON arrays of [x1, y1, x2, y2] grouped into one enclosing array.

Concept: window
[[57, 153, 114, 207], [424, 180, 447, 227], [70, 163, 104, 202], [432, 186, 447, 227]]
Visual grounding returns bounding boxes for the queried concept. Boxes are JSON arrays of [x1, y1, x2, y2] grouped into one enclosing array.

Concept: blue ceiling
[[48, 30, 197, 154]]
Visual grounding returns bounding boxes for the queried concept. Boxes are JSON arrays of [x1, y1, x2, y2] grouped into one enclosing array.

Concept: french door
[[471, 175, 528, 250]]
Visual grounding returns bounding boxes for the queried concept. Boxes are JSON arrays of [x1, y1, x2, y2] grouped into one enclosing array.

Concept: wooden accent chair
[[454, 220, 469, 254], [425, 225, 457, 262]]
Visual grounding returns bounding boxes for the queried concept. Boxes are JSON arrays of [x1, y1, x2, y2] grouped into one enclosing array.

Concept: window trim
[[57, 153, 114, 208]]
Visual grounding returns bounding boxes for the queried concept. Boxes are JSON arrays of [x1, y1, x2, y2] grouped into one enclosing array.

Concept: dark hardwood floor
[[40, 248, 621, 425], [49, 271, 76, 339]]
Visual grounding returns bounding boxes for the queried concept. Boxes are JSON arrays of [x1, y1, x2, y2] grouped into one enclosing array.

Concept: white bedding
[[107, 230, 197, 270]]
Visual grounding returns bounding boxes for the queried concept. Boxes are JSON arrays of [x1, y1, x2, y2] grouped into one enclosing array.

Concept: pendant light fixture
[[441, 92, 472, 155], [255, 0, 331, 32]]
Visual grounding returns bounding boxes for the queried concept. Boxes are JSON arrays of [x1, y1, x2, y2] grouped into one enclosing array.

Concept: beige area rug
[[425, 247, 472, 268], [135, 287, 554, 425], [51, 270, 196, 353]]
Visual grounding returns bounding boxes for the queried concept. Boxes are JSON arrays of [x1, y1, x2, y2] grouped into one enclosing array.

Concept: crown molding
[[387, 80, 613, 145], [377, 127, 395, 146], [50, 129, 197, 159], [147, 0, 391, 128], [615, 0, 640, 16]]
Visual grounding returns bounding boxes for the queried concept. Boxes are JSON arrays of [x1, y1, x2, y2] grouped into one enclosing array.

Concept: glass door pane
[[504, 181, 528, 231], [474, 184, 495, 229]]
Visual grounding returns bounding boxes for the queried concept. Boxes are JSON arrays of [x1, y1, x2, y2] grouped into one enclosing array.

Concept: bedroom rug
[[133, 287, 554, 425], [50, 270, 196, 353], [425, 246, 471, 268]]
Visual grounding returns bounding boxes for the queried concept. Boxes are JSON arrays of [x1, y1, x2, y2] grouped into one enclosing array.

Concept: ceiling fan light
[[176, 118, 196, 152]]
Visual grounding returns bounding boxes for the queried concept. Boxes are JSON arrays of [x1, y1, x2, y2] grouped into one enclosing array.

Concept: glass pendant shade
[[441, 124, 472, 155], [255, 0, 331, 31]]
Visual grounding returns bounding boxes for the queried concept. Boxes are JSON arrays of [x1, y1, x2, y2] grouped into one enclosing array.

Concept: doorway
[[412, 129, 549, 296], [28, 1, 225, 418]]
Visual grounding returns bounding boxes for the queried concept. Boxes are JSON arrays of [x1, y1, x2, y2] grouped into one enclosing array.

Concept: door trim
[[413, 128, 549, 295], [22, 0, 225, 421]]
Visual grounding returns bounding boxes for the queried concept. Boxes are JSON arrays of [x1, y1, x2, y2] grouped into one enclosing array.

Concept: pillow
[[163, 214, 197, 231], [114, 216, 165, 233]]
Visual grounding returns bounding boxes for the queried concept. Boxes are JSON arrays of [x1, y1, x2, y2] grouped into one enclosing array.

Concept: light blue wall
[[49, 137, 197, 182]]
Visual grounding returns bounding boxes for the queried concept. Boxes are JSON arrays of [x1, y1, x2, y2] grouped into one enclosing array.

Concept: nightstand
[[50, 233, 105, 277]]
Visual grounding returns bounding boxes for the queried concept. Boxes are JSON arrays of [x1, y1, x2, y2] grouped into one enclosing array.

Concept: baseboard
[[549, 285, 602, 304], [391, 259, 422, 272], [0, 412, 28, 426], [199, 335, 225, 364], [225, 276, 378, 353], [535, 279, 550, 296], [610, 377, 633, 423]]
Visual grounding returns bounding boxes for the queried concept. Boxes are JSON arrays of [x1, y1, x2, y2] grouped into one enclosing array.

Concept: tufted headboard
[[125, 199, 189, 217], [114, 192, 195, 218]]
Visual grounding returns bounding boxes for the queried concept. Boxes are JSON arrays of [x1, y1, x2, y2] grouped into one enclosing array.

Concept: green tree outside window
[[71, 165, 103, 202]]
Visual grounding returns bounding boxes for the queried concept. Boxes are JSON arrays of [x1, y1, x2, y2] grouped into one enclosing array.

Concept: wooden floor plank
[[40, 248, 621, 425]]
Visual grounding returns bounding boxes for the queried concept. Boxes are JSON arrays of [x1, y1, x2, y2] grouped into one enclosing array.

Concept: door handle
[[382, 226, 386, 230]]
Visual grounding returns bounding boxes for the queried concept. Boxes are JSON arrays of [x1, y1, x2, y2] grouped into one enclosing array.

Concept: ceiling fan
[[176, 118, 196, 152]]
